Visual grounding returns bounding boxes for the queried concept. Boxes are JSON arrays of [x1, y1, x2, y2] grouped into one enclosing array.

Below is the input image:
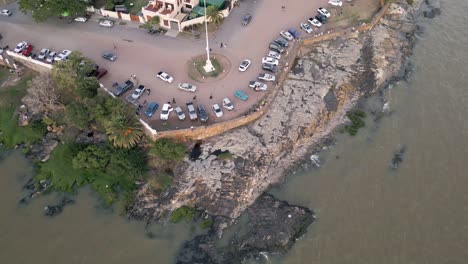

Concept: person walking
[[147, 88, 151, 95], [172, 98, 176, 104], [220, 42, 223, 48], [113, 43, 117, 50], [193, 95, 197, 100]]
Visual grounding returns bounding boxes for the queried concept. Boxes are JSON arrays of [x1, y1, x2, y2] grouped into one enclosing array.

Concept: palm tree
[[206, 5, 223, 25], [106, 112, 144, 149]]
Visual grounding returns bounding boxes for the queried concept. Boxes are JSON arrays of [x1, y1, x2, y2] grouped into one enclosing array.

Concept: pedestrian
[[147, 88, 151, 95], [143, 100, 147, 106], [209, 95, 213, 99], [193, 95, 197, 100], [281, 5, 285, 11], [172, 98, 176, 104], [113, 43, 117, 50], [210, 48, 212, 52], [220, 42, 223, 48]]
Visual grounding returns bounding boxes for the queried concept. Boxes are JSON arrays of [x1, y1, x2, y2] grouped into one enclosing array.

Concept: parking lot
[[1, 0, 337, 130]]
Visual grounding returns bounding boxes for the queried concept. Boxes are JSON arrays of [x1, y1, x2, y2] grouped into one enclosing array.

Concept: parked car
[[95, 68, 108, 79], [157, 71, 174, 83], [113, 80, 134, 96], [1, 9, 12, 16], [268, 50, 281, 60], [175, 106, 186, 120], [300, 23, 313, 34], [269, 43, 284, 53], [242, 14, 252, 26], [258, 73, 276, 82], [131, 85, 146, 99], [212, 103, 223, 118], [145, 102, 159, 117], [14, 41, 27, 53], [99, 20, 114, 28], [280, 30, 294, 41], [55, 49, 72, 62], [315, 14, 328, 24], [37, 48, 50, 60], [198, 104, 209, 122], [75, 16, 88, 22], [102, 51, 117, 61], [21, 44, 33, 56], [160, 103, 173, 120], [249, 81, 267, 91], [234, 90, 249, 101], [262, 63, 278, 73], [238, 59, 252, 72], [308, 17, 322, 28], [318, 7, 331, 18], [222, 98, 234, 111], [328, 0, 343, 7], [186, 102, 197, 120], [46, 51, 57, 63], [273, 37, 289, 47], [178, 82, 197, 92], [288, 28, 301, 39], [262, 57, 279, 66]]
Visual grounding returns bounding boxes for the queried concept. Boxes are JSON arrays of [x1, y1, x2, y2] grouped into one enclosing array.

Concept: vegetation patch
[[217, 151, 233, 160], [200, 219, 213, 229], [171, 206, 198, 223], [343, 110, 366, 136], [195, 58, 223, 78], [151, 138, 187, 161]]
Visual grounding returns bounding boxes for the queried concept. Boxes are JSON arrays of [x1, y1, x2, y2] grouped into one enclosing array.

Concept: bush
[[217, 151, 233, 160], [151, 138, 187, 161], [171, 206, 197, 223], [200, 219, 213, 229], [344, 110, 366, 136]]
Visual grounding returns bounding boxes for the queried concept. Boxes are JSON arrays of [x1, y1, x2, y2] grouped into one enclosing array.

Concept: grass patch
[[0, 72, 47, 147], [171, 206, 197, 223], [217, 152, 233, 160], [195, 58, 223, 78], [343, 110, 366, 136], [200, 219, 213, 229]]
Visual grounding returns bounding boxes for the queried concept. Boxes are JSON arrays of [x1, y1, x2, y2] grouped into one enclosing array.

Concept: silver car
[[178, 83, 197, 92], [38, 48, 50, 60], [175, 106, 186, 120], [46, 51, 57, 63]]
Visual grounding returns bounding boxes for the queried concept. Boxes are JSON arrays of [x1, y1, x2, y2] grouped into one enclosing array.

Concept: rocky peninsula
[[126, 1, 425, 262]]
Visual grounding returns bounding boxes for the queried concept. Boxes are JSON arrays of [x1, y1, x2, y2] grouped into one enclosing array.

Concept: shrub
[[217, 152, 233, 160], [200, 219, 213, 229], [151, 138, 187, 161], [171, 206, 197, 223]]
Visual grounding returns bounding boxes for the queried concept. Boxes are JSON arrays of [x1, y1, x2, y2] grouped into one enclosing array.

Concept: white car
[[37, 48, 50, 60], [258, 73, 276, 82], [308, 18, 322, 28], [99, 20, 114, 28], [248, 81, 267, 91], [280, 30, 294, 41], [46, 51, 57, 63], [131, 85, 146, 99], [55, 50, 72, 62], [238, 59, 252, 72], [160, 103, 173, 120], [222, 98, 234, 111], [212, 104, 223, 118], [157, 71, 174, 83], [300, 23, 313, 34], [262, 57, 279, 66], [328, 0, 343, 7], [14, 41, 28, 53], [75, 16, 88, 22], [268, 50, 281, 60], [1, 9, 12, 16], [318, 7, 331, 18], [174, 106, 186, 120], [178, 82, 197, 92]]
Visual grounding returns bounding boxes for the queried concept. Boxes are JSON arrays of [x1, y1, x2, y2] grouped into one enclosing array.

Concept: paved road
[[0, 0, 331, 130]]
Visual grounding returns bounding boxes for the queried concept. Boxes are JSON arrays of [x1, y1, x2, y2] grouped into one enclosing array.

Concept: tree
[[106, 111, 144, 149], [77, 77, 99, 98], [73, 145, 111, 171], [22, 74, 63, 116], [151, 138, 187, 161], [143, 16, 160, 29], [65, 102, 90, 129], [206, 6, 223, 25], [19, 0, 87, 22]]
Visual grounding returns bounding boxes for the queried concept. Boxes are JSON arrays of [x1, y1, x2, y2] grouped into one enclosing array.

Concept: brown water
[[0, 151, 191, 263], [2, 2, 468, 264], [268, 1, 468, 263]]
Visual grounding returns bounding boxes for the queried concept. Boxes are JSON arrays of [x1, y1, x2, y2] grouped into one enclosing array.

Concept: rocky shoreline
[[126, 1, 426, 262]]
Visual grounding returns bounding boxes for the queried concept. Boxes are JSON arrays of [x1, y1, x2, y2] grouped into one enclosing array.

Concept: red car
[[21, 44, 33, 56]]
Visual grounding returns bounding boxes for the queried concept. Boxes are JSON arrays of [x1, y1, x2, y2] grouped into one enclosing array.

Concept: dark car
[[262, 63, 278, 73], [197, 104, 209, 122], [113, 80, 134, 96], [145, 102, 159, 117], [242, 14, 252, 26], [269, 43, 284, 53], [315, 14, 327, 24], [288, 28, 301, 39], [95, 68, 108, 79], [102, 51, 117, 61], [273, 37, 289, 47], [21, 44, 33, 56]]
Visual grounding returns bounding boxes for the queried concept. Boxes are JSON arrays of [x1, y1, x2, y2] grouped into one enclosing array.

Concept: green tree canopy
[[206, 6, 223, 25], [151, 138, 187, 161], [77, 77, 99, 98], [73, 145, 111, 171], [19, 0, 88, 22], [106, 111, 144, 149]]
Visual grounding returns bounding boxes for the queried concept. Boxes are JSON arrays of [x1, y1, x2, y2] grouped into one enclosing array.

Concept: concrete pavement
[[0, 0, 332, 130]]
